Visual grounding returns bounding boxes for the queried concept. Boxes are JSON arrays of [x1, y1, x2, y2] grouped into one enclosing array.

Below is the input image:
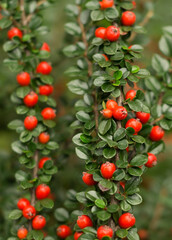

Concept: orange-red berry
[[101, 162, 116, 179]]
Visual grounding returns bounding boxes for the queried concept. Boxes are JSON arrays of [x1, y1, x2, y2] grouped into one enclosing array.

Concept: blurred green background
[[0, 0, 172, 239]]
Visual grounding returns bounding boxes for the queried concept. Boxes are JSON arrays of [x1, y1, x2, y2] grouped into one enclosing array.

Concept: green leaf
[[103, 148, 116, 159], [113, 169, 125, 181], [128, 167, 143, 177], [104, 8, 119, 20], [152, 54, 170, 74], [116, 229, 128, 238], [46, 141, 59, 150], [107, 204, 119, 213], [131, 135, 145, 143], [113, 128, 126, 141], [65, 22, 81, 35], [148, 141, 165, 155], [86, 190, 101, 201], [97, 210, 111, 221], [40, 75, 54, 84], [0, 18, 12, 29], [159, 35, 172, 57], [98, 120, 111, 135], [16, 86, 30, 98], [95, 199, 106, 209], [76, 111, 91, 122], [128, 99, 150, 113], [130, 154, 148, 167], [99, 179, 113, 190], [120, 200, 131, 211], [76, 147, 91, 160], [117, 139, 128, 150], [91, 10, 104, 21], [86, 1, 100, 10], [127, 193, 142, 205], [68, 80, 88, 95], [127, 229, 139, 240], [104, 42, 118, 55], [54, 208, 69, 222], [40, 199, 54, 209], [8, 120, 23, 130], [9, 209, 22, 220]]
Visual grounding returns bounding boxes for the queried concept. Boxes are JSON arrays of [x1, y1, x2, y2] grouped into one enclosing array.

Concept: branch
[[151, 115, 164, 125]]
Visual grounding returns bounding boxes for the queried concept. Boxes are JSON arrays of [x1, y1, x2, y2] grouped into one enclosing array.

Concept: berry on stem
[[8, 27, 23, 39], [38, 132, 50, 144], [17, 227, 28, 239], [102, 54, 109, 61], [101, 109, 113, 119], [36, 61, 52, 75], [113, 106, 128, 120], [95, 27, 106, 39], [39, 85, 54, 96], [106, 26, 120, 41], [125, 118, 142, 134], [136, 112, 150, 124], [118, 213, 136, 229], [36, 184, 51, 200], [150, 126, 164, 141], [77, 215, 93, 229], [38, 157, 51, 169], [23, 91, 38, 107], [100, 162, 116, 179], [41, 42, 51, 52], [17, 198, 30, 210], [74, 232, 83, 240], [121, 11, 136, 26], [99, 0, 114, 9], [57, 225, 72, 239], [106, 100, 118, 111], [17, 72, 31, 86], [82, 172, 97, 186], [97, 225, 113, 240], [23, 205, 36, 220], [41, 107, 56, 120], [24, 116, 38, 131], [145, 153, 157, 168], [32, 215, 46, 230], [125, 90, 136, 100]]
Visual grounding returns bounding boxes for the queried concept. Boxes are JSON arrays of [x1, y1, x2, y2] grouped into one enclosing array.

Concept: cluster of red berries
[[101, 100, 127, 120]]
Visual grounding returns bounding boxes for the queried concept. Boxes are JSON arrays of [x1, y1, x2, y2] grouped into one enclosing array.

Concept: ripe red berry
[[8, 27, 23, 40], [100, 162, 116, 179], [39, 85, 54, 96], [145, 153, 157, 168], [132, 1, 136, 9], [126, 147, 129, 152], [32, 215, 46, 230], [41, 107, 56, 120], [36, 184, 51, 200], [150, 126, 164, 141], [77, 215, 93, 229], [74, 232, 83, 240], [36, 61, 52, 75], [23, 205, 36, 220], [97, 225, 113, 240], [41, 42, 51, 52], [121, 11, 136, 26], [106, 100, 118, 111], [113, 106, 128, 120], [99, 0, 114, 9], [23, 91, 38, 107], [17, 227, 28, 239], [136, 112, 150, 124], [57, 225, 72, 239], [118, 213, 136, 229], [82, 172, 97, 186], [38, 157, 51, 169], [38, 132, 50, 144], [125, 118, 142, 133], [106, 26, 120, 41], [120, 181, 125, 190], [102, 54, 109, 61], [17, 198, 30, 210], [17, 72, 31, 86], [138, 229, 148, 240], [24, 116, 38, 131], [125, 90, 136, 100], [101, 109, 113, 119], [95, 27, 106, 39]]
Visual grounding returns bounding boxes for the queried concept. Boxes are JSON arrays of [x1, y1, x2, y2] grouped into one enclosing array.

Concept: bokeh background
[[0, 0, 172, 239]]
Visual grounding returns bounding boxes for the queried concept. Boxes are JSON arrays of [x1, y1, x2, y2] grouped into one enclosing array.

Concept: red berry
[[150, 126, 164, 141], [106, 26, 120, 42], [106, 100, 118, 111], [126, 147, 129, 152], [136, 112, 150, 124], [99, 0, 114, 9], [125, 90, 136, 100], [23, 205, 36, 220], [17, 198, 30, 210], [32, 215, 46, 230], [38, 132, 50, 144], [23, 91, 38, 107], [100, 162, 116, 179], [57, 225, 72, 239], [102, 54, 109, 61], [95, 27, 106, 39], [145, 153, 157, 168], [138, 229, 148, 240], [132, 1, 136, 9], [113, 106, 128, 120], [41, 42, 51, 52], [118, 213, 136, 229], [77, 215, 93, 229], [8, 27, 23, 40], [17, 227, 28, 239], [121, 11, 136, 26], [38, 157, 51, 169], [97, 225, 113, 240], [120, 181, 125, 189], [17, 72, 31, 86], [101, 109, 113, 119], [125, 118, 142, 133], [82, 172, 97, 186], [39, 85, 54, 96], [36, 61, 52, 75], [41, 107, 56, 120], [74, 232, 83, 240], [36, 184, 51, 200], [24, 116, 38, 131]]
